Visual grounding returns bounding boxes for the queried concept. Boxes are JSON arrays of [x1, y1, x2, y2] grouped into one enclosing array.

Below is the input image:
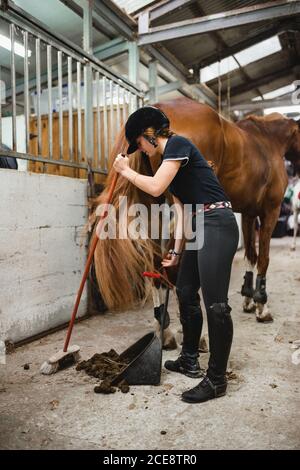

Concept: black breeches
[[176, 208, 239, 314], [175, 208, 239, 380]]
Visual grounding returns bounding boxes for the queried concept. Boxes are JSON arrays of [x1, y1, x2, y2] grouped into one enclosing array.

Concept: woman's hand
[[113, 153, 130, 175], [161, 253, 180, 268]]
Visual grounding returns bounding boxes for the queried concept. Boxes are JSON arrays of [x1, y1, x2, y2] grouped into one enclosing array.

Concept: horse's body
[[92, 98, 300, 334]]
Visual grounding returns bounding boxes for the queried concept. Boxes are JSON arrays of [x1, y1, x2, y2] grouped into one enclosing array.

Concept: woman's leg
[[182, 210, 239, 402], [164, 247, 204, 378]]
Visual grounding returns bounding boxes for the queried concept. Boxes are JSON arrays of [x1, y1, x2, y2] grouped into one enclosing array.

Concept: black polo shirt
[[161, 134, 228, 206]]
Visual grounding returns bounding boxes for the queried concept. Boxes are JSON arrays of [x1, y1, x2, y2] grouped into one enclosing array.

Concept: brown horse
[[91, 97, 300, 334]]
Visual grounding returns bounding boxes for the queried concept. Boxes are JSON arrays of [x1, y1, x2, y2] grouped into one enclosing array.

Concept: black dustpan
[[111, 272, 171, 386], [110, 331, 162, 386]]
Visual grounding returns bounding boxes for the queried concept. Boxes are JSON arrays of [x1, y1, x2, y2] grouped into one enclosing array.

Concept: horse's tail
[[91, 126, 162, 311], [242, 214, 258, 267]]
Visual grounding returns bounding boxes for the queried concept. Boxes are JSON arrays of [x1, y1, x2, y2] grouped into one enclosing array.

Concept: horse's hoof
[[163, 337, 177, 351], [243, 298, 256, 313], [243, 305, 256, 313], [256, 313, 274, 323]]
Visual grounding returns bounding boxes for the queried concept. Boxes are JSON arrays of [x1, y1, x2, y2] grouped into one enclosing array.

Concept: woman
[[113, 106, 239, 403]]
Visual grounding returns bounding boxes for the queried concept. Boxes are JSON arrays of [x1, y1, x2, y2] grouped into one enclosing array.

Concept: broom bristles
[[40, 346, 80, 375]]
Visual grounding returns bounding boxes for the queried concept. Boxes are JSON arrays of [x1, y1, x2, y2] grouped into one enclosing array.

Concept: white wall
[[0, 169, 88, 344]]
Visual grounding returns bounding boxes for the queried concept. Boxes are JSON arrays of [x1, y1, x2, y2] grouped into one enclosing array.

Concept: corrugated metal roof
[[113, 0, 157, 15], [3, 0, 299, 106]]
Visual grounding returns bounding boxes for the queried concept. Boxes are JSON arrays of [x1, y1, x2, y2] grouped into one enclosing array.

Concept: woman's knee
[[176, 285, 200, 307]]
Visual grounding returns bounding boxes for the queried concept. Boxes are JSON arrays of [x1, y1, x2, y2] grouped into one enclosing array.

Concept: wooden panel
[[28, 105, 129, 184]]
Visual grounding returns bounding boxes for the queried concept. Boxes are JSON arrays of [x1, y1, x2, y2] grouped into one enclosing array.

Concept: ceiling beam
[[94, 37, 129, 60], [192, 1, 263, 99], [231, 95, 299, 110], [145, 45, 216, 106], [93, 0, 134, 40], [138, 0, 195, 22], [231, 63, 299, 97], [60, 0, 116, 38], [145, 79, 183, 100], [138, 0, 300, 45], [187, 23, 289, 69]]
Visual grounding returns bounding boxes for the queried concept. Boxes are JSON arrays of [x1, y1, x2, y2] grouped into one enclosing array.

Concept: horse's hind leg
[[152, 285, 177, 350], [291, 209, 299, 251], [254, 207, 280, 323], [241, 266, 256, 313], [241, 215, 257, 313]]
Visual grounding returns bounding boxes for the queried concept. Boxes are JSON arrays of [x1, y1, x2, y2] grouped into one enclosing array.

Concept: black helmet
[[125, 106, 170, 154]]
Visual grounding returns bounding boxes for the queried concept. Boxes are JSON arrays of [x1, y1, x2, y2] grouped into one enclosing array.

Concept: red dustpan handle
[[63, 172, 119, 352], [142, 270, 174, 289]]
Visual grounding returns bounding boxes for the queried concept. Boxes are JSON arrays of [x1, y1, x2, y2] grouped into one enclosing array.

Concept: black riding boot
[[164, 304, 204, 378], [182, 302, 233, 403]]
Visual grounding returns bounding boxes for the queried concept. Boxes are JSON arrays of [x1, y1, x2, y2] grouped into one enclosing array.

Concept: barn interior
[[0, 0, 300, 451]]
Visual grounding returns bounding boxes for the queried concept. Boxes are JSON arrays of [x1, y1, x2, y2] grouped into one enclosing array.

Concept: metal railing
[[0, 1, 144, 175]]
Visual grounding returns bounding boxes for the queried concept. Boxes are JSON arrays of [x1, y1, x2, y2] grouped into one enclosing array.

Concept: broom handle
[[63, 172, 119, 352]]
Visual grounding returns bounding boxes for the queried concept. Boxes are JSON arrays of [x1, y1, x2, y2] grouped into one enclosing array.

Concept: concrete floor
[[0, 237, 300, 450]]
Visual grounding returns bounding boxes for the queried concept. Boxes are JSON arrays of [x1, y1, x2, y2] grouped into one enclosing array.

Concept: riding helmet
[[125, 106, 170, 154]]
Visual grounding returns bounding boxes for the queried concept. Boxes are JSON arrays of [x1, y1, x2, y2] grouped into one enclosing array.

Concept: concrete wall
[[0, 169, 88, 344]]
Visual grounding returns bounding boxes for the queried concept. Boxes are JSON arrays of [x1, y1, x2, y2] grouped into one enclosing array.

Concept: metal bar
[[138, 96, 144, 108], [94, 37, 128, 61], [231, 63, 298, 96], [146, 44, 216, 106], [95, 41, 129, 61], [121, 87, 126, 127], [102, 76, 108, 171], [128, 41, 139, 85], [10, 24, 16, 151], [145, 80, 183, 99], [96, 71, 101, 171], [77, 61, 82, 162], [109, 80, 114, 150], [1, 4, 143, 96], [93, 0, 134, 40], [149, 60, 158, 103], [82, 0, 93, 54], [231, 96, 297, 110], [138, 11, 149, 35], [116, 84, 121, 135], [36, 37, 42, 155], [68, 56, 73, 162], [128, 91, 135, 115], [84, 64, 94, 166], [0, 66, 1, 144], [23, 31, 29, 153], [57, 0, 117, 38], [0, 148, 107, 173], [149, 0, 194, 21], [94, 37, 125, 52], [58, 50, 63, 160], [47, 45, 53, 158], [138, 0, 300, 45]]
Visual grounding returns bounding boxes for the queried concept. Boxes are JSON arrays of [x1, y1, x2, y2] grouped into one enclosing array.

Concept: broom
[[40, 170, 120, 374]]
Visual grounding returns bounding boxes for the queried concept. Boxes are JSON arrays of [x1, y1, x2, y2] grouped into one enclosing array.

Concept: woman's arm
[[113, 154, 181, 198], [161, 195, 185, 268]]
